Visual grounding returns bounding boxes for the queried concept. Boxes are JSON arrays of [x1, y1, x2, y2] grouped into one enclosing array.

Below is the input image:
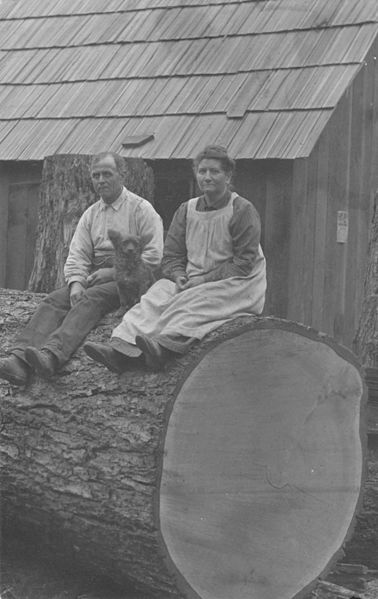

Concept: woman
[[84, 145, 266, 372]]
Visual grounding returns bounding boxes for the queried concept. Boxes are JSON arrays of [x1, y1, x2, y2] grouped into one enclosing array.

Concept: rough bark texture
[[28, 155, 154, 293], [0, 288, 372, 599], [343, 439, 378, 570], [353, 193, 378, 368], [346, 193, 378, 571]]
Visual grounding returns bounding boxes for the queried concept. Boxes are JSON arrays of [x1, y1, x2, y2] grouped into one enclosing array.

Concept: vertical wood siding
[[153, 160, 195, 230], [262, 161, 292, 318], [0, 162, 42, 291], [0, 164, 9, 287], [236, 159, 292, 318], [5, 182, 40, 290], [288, 39, 377, 348], [287, 157, 307, 325]]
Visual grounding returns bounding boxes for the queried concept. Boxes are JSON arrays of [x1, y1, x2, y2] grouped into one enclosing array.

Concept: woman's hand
[[87, 267, 115, 287], [70, 282, 86, 307], [175, 274, 189, 292], [181, 275, 206, 290]]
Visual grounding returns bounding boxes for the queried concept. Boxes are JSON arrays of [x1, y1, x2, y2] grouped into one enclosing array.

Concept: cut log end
[[158, 324, 365, 599]]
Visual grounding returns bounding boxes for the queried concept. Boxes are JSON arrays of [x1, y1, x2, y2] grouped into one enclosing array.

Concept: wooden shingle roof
[[0, 0, 377, 160]]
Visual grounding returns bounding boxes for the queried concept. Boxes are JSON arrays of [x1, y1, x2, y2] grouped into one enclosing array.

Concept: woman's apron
[[111, 193, 266, 351]]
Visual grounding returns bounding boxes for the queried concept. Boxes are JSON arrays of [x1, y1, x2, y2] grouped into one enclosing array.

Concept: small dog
[[108, 229, 156, 316]]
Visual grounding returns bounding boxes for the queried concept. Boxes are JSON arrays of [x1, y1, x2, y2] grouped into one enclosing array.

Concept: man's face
[[91, 155, 123, 204]]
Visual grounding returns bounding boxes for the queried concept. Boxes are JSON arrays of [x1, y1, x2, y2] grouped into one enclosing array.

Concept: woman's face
[[196, 158, 231, 200]]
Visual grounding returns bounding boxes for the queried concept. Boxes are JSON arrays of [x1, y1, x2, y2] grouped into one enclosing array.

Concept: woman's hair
[[193, 145, 235, 175]]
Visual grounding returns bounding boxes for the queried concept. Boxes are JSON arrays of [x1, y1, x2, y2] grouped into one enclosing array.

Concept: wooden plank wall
[[235, 159, 292, 318], [288, 39, 377, 349], [6, 182, 40, 290], [153, 159, 195, 230], [0, 161, 42, 291], [0, 163, 9, 287]]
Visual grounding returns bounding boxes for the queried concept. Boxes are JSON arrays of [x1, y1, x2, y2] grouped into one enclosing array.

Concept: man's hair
[[193, 145, 235, 175], [91, 151, 125, 176]]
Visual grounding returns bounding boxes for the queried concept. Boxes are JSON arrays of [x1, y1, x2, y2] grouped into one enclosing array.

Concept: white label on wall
[[337, 210, 348, 243]]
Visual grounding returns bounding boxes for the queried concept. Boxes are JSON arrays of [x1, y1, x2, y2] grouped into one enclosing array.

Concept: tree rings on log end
[[158, 324, 365, 599]]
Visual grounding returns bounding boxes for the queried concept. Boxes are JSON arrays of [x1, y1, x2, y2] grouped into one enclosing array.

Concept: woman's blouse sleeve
[[203, 196, 261, 282], [161, 202, 188, 281]]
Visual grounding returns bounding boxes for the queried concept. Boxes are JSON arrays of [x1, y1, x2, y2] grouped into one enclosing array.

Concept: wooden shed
[[0, 0, 377, 349]]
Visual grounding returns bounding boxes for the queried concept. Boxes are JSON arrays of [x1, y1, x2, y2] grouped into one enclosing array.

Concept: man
[[0, 152, 163, 386]]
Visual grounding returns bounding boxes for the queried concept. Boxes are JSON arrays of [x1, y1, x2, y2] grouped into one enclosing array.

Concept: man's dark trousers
[[12, 282, 120, 368]]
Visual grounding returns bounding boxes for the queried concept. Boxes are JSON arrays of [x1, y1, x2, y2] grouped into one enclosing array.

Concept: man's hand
[[70, 282, 86, 307], [175, 274, 189, 292], [181, 275, 206, 290], [87, 267, 115, 287]]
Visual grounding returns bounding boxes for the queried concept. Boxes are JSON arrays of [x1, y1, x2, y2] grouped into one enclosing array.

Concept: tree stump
[[0, 289, 367, 599]]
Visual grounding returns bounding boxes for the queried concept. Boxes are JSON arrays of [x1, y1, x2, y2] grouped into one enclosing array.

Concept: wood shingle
[[0, 0, 376, 159]]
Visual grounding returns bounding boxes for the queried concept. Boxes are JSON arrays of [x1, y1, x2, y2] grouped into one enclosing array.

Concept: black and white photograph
[[0, 1, 377, 598]]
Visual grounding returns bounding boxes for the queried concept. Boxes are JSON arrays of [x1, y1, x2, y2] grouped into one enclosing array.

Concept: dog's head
[[108, 230, 142, 257]]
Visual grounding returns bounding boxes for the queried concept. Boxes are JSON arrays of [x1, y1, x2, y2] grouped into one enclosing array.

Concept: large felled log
[[0, 289, 367, 599], [28, 154, 154, 293]]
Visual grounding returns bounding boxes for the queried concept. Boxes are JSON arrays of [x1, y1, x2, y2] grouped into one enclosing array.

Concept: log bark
[[0, 289, 368, 599], [345, 193, 378, 575], [28, 155, 154, 293], [353, 192, 378, 368]]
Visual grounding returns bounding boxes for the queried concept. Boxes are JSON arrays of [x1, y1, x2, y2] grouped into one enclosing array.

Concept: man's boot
[[0, 355, 31, 386], [24, 347, 58, 379]]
